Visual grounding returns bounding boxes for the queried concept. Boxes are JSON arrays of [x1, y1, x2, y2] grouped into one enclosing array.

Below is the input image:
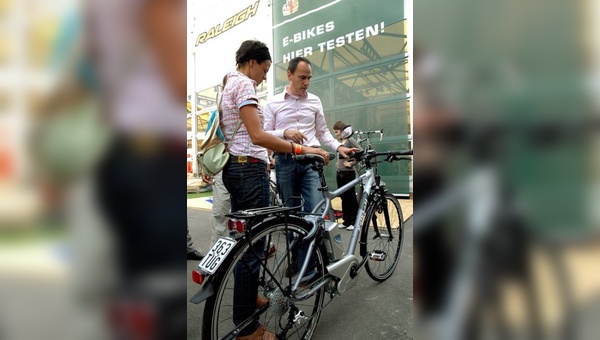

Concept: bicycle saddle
[[293, 153, 336, 166]]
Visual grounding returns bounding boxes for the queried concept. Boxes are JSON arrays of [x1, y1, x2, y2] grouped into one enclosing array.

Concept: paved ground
[[186, 207, 414, 340]]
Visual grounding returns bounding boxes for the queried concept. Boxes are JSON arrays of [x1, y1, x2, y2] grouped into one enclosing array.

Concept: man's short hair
[[288, 57, 311, 74]]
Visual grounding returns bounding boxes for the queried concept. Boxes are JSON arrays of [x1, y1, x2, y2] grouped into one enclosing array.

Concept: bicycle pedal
[[369, 250, 386, 261]]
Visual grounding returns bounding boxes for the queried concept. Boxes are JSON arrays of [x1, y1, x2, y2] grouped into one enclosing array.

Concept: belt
[[229, 155, 264, 164]]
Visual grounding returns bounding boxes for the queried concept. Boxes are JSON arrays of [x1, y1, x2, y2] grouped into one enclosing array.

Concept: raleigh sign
[[195, 1, 260, 46]]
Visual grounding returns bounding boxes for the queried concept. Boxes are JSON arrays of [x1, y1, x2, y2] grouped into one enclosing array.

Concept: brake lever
[[385, 155, 412, 163]]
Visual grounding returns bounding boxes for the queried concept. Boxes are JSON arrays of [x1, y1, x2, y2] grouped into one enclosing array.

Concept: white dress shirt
[[263, 86, 341, 151]]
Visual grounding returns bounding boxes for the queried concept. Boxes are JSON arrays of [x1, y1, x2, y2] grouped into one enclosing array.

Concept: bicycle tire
[[360, 193, 404, 282], [202, 216, 327, 340]]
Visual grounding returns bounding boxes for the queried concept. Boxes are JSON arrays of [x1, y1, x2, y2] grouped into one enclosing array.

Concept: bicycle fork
[[369, 186, 394, 262]]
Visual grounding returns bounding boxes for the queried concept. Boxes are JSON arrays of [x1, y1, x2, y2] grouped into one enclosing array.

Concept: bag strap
[[225, 120, 243, 152], [217, 88, 243, 153]]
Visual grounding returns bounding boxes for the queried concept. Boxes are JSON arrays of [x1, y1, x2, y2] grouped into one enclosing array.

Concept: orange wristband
[[294, 143, 302, 155]]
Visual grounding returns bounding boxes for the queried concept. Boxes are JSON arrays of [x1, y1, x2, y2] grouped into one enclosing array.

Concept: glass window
[[197, 111, 208, 132], [326, 101, 410, 137], [333, 20, 407, 72], [332, 59, 408, 106]]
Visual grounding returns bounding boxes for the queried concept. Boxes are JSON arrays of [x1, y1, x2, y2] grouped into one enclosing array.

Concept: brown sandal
[[235, 325, 275, 340]]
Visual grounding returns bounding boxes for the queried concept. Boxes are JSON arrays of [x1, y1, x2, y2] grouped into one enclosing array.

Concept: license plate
[[198, 238, 236, 274]]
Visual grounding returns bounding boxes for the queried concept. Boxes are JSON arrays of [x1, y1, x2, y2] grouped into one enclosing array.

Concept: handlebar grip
[[348, 150, 365, 160]]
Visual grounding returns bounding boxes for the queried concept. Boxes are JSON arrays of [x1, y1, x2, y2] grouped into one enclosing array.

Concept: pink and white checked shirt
[[263, 86, 341, 152], [220, 71, 269, 163]]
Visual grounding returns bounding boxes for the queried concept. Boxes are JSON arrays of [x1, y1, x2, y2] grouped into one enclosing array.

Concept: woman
[[333, 121, 362, 230], [220, 40, 328, 340]]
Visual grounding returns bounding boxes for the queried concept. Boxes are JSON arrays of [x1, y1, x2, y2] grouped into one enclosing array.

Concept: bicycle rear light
[[191, 270, 204, 285], [227, 219, 246, 234]]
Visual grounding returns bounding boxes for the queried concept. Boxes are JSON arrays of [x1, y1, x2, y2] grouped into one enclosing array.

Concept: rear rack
[[226, 202, 303, 220]]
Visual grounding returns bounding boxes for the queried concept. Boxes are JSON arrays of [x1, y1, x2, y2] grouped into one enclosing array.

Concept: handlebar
[[294, 149, 412, 166], [350, 149, 412, 162], [354, 129, 384, 143]]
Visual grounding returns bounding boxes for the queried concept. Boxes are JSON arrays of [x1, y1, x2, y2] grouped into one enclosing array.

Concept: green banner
[[271, 0, 410, 195], [272, 0, 403, 64]]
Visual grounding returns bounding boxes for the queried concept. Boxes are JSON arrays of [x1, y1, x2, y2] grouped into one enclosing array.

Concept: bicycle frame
[[289, 152, 391, 294], [236, 165, 378, 297], [312, 169, 374, 254]]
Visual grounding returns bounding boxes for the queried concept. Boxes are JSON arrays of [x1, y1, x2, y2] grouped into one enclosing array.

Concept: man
[[264, 57, 357, 282], [264, 57, 357, 213], [200, 169, 232, 246], [187, 227, 204, 260]]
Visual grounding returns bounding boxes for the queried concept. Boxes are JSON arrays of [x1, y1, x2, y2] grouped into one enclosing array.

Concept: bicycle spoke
[[361, 194, 404, 282], [203, 218, 326, 339]]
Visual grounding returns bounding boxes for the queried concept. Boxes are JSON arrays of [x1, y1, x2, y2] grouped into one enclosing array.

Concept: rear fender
[[189, 280, 214, 304]]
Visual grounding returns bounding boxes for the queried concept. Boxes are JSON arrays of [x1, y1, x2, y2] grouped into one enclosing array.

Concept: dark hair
[[333, 120, 348, 131], [287, 57, 311, 74], [236, 40, 272, 66]]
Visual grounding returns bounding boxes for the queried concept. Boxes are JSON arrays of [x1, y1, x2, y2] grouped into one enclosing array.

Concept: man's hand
[[200, 171, 211, 184], [284, 129, 307, 144], [337, 146, 359, 159]]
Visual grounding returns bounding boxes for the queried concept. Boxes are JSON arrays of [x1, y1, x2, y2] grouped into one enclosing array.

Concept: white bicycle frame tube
[[310, 168, 376, 260]]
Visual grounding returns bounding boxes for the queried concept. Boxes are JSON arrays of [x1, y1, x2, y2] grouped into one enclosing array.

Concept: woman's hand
[[303, 146, 330, 166]]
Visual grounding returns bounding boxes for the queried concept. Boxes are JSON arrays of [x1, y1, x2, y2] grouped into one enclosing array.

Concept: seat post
[[315, 163, 328, 192]]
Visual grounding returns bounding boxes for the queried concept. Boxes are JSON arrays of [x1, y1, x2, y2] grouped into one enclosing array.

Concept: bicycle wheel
[[360, 193, 404, 282], [202, 217, 327, 340]]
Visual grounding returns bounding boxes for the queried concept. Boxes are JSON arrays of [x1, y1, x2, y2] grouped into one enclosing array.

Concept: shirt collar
[[233, 70, 257, 87], [284, 85, 308, 99]]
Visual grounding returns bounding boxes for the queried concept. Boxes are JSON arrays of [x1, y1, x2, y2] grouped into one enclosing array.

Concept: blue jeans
[[222, 159, 269, 336], [274, 153, 322, 213], [274, 154, 322, 276]]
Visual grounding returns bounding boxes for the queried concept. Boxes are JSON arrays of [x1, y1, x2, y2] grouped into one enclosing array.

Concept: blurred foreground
[[414, 0, 600, 339], [0, 1, 187, 339]]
